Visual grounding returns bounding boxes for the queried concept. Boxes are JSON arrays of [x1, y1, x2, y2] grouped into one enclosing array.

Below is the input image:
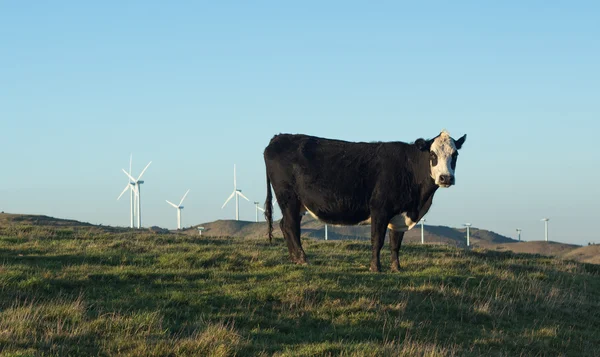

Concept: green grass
[[0, 223, 599, 356]]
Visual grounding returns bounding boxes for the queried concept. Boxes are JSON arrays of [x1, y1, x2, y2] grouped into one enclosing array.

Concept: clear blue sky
[[1, 2, 598, 244]]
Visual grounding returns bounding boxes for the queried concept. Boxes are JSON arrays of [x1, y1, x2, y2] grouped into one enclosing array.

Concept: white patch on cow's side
[[387, 213, 417, 231], [304, 207, 320, 220], [430, 130, 457, 187], [358, 217, 372, 225]]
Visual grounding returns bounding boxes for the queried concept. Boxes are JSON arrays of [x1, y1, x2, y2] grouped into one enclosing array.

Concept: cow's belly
[[387, 213, 417, 232], [357, 213, 417, 231], [303, 205, 416, 231], [301, 204, 369, 226]]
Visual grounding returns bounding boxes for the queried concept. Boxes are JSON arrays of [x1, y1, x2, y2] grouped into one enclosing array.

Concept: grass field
[[1, 220, 599, 356]]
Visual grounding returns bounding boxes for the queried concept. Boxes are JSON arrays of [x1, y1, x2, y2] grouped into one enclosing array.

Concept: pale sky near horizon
[[1, 2, 599, 244]]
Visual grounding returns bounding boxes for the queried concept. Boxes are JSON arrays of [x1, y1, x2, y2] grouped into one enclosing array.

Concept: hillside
[[483, 241, 581, 257], [186, 216, 518, 247], [561, 245, 600, 264], [2, 213, 595, 265], [0, 217, 599, 356]]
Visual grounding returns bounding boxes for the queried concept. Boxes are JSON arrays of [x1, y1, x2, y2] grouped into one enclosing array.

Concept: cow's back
[[265, 134, 386, 224]]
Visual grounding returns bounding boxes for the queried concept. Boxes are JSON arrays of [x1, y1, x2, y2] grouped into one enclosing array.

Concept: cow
[[263, 130, 467, 272]]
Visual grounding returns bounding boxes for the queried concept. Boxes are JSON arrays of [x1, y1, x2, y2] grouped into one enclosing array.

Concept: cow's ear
[[415, 138, 432, 151], [455, 134, 467, 150], [415, 138, 431, 151]]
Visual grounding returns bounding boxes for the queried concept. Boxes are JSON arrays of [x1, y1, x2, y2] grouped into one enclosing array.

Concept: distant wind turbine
[[516, 228, 522, 242], [117, 154, 135, 228], [254, 201, 265, 222], [166, 189, 190, 230], [419, 218, 426, 244], [464, 223, 472, 247], [541, 218, 549, 242], [325, 224, 328, 241], [121, 161, 152, 228], [222, 164, 250, 221]]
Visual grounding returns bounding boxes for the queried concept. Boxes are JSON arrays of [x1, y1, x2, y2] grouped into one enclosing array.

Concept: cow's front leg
[[389, 229, 405, 272], [370, 219, 388, 272]]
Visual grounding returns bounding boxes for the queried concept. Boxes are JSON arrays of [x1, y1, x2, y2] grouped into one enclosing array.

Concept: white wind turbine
[[117, 154, 136, 228], [419, 218, 426, 244], [464, 223, 472, 247], [541, 218, 550, 242], [254, 201, 265, 222], [121, 161, 152, 229], [222, 164, 250, 221], [167, 189, 190, 230]]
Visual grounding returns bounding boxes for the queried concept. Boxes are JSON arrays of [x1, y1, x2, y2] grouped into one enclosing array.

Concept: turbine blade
[[137, 161, 152, 180], [117, 184, 129, 200], [122, 169, 136, 182], [178, 189, 190, 206], [257, 207, 265, 212], [166, 200, 178, 208], [221, 191, 236, 209], [237, 191, 250, 202]]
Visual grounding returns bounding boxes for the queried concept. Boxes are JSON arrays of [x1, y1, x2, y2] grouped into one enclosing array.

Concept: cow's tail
[[265, 168, 274, 244]]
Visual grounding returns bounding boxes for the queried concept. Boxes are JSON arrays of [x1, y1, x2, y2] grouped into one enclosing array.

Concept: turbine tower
[[254, 201, 265, 222], [166, 189, 190, 230], [117, 154, 136, 228], [122, 161, 152, 228], [325, 224, 328, 241], [419, 218, 426, 244], [516, 228, 522, 242], [222, 164, 250, 221], [541, 218, 549, 242], [464, 223, 472, 247]]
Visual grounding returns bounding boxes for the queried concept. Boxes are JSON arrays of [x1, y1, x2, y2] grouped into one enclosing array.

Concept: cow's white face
[[416, 131, 466, 188]]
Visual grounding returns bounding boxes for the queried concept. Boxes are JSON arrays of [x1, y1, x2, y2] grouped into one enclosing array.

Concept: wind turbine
[[117, 154, 135, 228], [122, 161, 152, 228], [166, 189, 190, 230], [222, 164, 250, 221], [419, 218, 426, 244], [325, 224, 328, 241], [541, 218, 549, 242], [254, 201, 265, 222], [516, 228, 522, 242], [464, 223, 472, 247]]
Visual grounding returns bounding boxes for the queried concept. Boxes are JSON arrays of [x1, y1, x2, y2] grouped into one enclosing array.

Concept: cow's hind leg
[[280, 200, 306, 264], [389, 230, 405, 272], [370, 218, 388, 272]]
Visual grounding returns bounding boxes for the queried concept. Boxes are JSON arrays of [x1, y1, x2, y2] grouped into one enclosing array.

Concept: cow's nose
[[439, 175, 455, 185]]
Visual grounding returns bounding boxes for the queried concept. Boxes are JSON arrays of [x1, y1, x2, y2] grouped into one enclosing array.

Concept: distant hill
[[0, 213, 94, 227], [185, 216, 518, 248], [560, 245, 600, 264], [2, 212, 597, 265], [482, 241, 581, 257]]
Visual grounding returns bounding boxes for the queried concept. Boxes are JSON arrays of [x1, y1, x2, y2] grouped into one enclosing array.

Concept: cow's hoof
[[390, 263, 401, 272], [291, 254, 308, 265], [369, 264, 381, 272]]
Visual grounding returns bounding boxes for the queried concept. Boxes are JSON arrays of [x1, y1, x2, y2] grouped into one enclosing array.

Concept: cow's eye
[[430, 152, 438, 166]]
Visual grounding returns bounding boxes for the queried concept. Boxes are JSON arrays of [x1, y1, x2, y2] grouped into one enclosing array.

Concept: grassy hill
[[559, 245, 600, 265], [185, 216, 519, 247], [1, 214, 600, 356]]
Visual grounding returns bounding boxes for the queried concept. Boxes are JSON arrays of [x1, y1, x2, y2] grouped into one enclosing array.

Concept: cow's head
[[415, 130, 467, 188]]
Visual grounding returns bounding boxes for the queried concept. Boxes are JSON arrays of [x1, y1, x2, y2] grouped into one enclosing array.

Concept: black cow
[[263, 131, 467, 272]]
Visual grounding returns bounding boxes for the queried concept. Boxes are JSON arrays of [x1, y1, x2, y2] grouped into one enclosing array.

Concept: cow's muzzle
[[438, 175, 455, 187]]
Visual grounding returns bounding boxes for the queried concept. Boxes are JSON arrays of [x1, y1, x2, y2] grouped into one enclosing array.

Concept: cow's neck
[[412, 150, 439, 220]]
